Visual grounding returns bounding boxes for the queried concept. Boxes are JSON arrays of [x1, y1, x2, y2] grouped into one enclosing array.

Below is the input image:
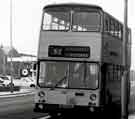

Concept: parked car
[[20, 77, 36, 88], [0, 75, 21, 87], [0, 77, 5, 87], [0, 75, 11, 87]]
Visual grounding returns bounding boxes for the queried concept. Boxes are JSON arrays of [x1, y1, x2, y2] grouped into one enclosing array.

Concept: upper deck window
[[43, 11, 70, 31], [42, 6, 101, 32], [72, 12, 101, 31]]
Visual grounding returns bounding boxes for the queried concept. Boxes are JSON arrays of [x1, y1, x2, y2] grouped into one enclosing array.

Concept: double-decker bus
[[34, 3, 131, 118]]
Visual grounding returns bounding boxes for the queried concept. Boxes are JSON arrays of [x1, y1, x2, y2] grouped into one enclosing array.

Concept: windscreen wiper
[[54, 75, 67, 87], [50, 75, 67, 90], [51, 67, 69, 90]]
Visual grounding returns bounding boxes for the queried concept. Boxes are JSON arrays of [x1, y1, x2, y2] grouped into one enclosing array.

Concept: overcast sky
[[0, 0, 135, 69]]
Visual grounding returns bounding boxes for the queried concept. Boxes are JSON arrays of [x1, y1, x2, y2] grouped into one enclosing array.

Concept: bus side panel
[[38, 31, 102, 61]]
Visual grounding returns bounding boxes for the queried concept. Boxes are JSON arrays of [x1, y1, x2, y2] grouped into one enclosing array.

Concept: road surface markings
[[38, 115, 51, 119], [0, 91, 34, 98]]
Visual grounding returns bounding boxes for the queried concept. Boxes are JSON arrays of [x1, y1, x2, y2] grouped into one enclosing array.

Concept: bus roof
[[43, 3, 102, 11]]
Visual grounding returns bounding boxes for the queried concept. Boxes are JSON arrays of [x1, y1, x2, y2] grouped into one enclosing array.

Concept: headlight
[[90, 94, 96, 101], [38, 104, 44, 109], [38, 91, 45, 97]]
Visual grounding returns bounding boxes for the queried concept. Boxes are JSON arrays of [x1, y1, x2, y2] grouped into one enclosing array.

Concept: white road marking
[[0, 92, 34, 98], [38, 115, 51, 119]]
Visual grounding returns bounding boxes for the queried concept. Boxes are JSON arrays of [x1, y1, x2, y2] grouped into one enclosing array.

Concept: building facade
[[0, 46, 36, 78]]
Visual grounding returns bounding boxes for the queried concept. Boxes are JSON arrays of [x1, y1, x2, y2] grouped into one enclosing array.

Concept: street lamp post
[[10, 0, 14, 93], [121, 0, 128, 119]]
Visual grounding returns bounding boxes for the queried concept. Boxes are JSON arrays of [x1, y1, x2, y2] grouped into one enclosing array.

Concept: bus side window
[[104, 18, 109, 33]]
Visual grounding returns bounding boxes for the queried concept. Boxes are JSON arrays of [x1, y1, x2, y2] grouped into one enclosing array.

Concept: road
[[0, 92, 134, 119], [0, 94, 47, 119]]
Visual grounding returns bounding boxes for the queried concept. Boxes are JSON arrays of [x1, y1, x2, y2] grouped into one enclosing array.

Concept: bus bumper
[[34, 103, 103, 113]]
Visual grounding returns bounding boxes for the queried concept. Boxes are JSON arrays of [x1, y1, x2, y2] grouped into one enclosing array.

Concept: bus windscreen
[[38, 61, 99, 90]]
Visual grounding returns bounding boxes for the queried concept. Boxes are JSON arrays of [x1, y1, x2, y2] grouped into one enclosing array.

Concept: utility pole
[[3, 55, 6, 75], [121, 0, 128, 119], [10, 0, 14, 93]]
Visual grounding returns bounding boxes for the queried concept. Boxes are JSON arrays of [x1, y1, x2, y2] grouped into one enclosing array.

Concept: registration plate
[[59, 104, 74, 109]]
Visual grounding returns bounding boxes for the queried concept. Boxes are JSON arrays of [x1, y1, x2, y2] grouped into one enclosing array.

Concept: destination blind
[[48, 45, 90, 58]]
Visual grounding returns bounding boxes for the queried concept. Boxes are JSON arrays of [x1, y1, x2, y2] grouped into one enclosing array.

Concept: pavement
[[0, 87, 35, 98]]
